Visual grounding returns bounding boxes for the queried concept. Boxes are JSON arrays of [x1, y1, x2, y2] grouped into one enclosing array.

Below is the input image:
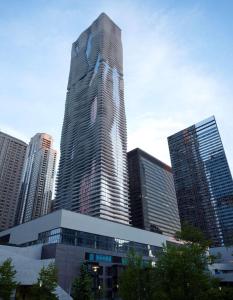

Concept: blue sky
[[1, 0, 233, 172]]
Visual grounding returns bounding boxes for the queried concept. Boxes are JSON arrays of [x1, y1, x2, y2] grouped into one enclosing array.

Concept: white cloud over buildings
[[0, 0, 232, 170]]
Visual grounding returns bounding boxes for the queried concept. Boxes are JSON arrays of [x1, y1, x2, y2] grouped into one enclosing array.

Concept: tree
[[153, 225, 224, 300], [119, 250, 155, 300], [71, 264, 93, 300], [29, 262, 58, 300], [154, 242, 218, 300], [0, 258, 18, 300], [204, 286, 233, 300], [175, 222, 211, 248], [118, 225, 233, 300]]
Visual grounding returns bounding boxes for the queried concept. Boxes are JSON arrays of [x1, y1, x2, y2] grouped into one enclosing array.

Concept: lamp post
[[92, 264, 100, 299], [115, 283, 119, 299]]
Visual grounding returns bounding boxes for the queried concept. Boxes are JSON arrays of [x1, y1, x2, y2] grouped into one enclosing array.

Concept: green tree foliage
[[205, 286, 233, 300], [119, 225, 233, 300], [175, 223, 218, 264], [71, 264, 93, 300], [175, 222, 212, 250], [29, 262, 58, 300], [154, 243, 218, 300], [119, 250, 155, 300], [0, 258, 18, 300], [153, 225, 221, 300]]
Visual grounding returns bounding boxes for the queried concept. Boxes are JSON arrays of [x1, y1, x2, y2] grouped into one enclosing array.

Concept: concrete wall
[[209, 246, 233, 282], [0, 209, 177, 248], [0, 210, 62, 244], [0, 245, 52, 285]]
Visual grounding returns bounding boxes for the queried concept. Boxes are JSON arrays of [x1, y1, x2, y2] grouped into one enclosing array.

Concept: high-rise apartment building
[[0, 131, 27, 230], [128, 148, 181, 236], [168, 116, 233, 246], [55, 13, 129, 224], [16, 133, 57, 224]]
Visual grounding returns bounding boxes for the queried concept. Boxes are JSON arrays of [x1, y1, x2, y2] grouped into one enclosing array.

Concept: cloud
[[107, 2, 233, 170], [0, 124, 29, 144], [121, 3, 222, 113], [128, 116, 185, 165], [0, 0, 232, 172]]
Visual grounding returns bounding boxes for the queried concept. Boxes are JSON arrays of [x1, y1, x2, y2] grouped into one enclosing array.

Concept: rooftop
[[0, 209, 177, 247]]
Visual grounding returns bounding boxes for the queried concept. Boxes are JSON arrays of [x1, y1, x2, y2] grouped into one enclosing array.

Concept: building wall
[[0, 244, 49, 284], [16, 133, 57, 224], [0, 209, 177, 248], [128, 148, 181, 236], [55, 13, 129, 224], [168, 116, 233, 246], [0, 209, 180, 297], [0, 210, 62, 245], [42, 243, 126, 296], [0, 132, 27, 230], [127, 149, 144, 228], [209, 246, 233, 283], [50, 244, 85, 293], [0, 245, 72, 299]]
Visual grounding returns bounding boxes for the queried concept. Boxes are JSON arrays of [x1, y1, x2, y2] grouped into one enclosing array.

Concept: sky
[[0, 0, 233, 172]]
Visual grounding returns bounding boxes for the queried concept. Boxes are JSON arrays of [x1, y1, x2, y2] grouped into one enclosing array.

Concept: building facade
[[0, 131, 27, 231], [0, 245, 72, 298], [209, 246, 233, 284], [0, 209, 178, 296], [0, 211, 232, 298], [16, 133, 57, 224], [55, 13, 129, 224], [128, 148, 181, 236], [168, 116, 233, 246]]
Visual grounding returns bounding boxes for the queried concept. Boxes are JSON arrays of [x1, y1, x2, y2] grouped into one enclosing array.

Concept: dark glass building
[[55, 13, 129, 224], [168, 116, 233, 246], [127, 148, 181, 236]]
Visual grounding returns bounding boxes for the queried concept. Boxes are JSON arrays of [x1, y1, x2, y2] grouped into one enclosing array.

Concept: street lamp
[[92, 265, 99, 273], [91, 264, 100, 299]]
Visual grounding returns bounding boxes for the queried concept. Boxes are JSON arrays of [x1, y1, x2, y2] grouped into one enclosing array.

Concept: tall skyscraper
[[128, 148, 181, 236], [16, 133, 57, 224], [168, 116, 233, 246], [55, 13, 129, 224], [0, 131, 27, 230]]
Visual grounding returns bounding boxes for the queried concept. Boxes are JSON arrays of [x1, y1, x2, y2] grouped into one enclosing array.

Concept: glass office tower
[[55, 13, 129, 224], [168, 116, 233, 246], [128, 148, 180, 236], [16, 133, 57, 224]]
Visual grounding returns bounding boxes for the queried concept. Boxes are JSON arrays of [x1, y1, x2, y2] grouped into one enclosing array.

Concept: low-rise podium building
[[0, 209, 178, 297]]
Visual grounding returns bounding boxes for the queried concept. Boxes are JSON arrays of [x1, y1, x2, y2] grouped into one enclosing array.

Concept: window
[[36, 227, 162, 257]]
